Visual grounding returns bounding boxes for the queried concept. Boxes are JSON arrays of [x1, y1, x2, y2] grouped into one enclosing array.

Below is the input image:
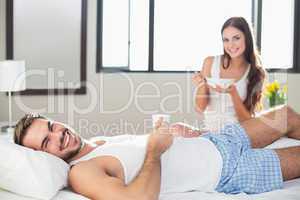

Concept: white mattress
[[1, 137, 300, 200]]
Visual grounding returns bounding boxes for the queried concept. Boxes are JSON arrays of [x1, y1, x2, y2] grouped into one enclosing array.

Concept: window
[[259, 0, 294, 70], [97, 0, 299, 72], [153, 0, 252, 71], [102, 0, 130, 68], [98, 0, 149, 71], [102, 0, 150, 70]]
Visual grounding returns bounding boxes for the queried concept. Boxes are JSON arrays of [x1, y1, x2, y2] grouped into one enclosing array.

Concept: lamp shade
[[0, 60, 26, 92]]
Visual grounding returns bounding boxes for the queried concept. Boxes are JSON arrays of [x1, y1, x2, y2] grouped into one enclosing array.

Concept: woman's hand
[[226, 84, 238, 96], [192, 71, 207, 87]]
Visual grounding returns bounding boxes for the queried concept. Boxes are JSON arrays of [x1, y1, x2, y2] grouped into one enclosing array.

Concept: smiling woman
[[173, 17, 266, 134]]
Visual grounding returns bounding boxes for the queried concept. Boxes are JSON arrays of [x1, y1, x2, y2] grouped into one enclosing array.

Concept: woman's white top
[[70, 134, 223, 194], [204, 55, 250, 132]]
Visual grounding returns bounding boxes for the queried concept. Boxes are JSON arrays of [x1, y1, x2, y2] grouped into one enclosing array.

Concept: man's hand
[[147, 118, 174, 159], [170, 123, 203, 138]]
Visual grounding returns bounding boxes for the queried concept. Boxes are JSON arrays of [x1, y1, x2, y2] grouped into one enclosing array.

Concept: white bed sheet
[[160, 179, 300, 200], [1, 137, 300, 200], [0, 189, 88, 200], [1, 179, 300, 200]]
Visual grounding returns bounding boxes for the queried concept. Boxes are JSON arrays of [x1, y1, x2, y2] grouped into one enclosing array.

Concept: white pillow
[[0, 139, 70, 200]]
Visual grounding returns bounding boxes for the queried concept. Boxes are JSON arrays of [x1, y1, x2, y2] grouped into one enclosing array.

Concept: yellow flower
[[283, 84, 288, 94], [266, 83, 275, 93], [273, 80, 280, 91], [266, 80, 280, 94]]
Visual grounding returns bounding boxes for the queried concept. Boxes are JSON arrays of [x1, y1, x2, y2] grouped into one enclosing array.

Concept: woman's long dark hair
[[221, 17, 266, 115]]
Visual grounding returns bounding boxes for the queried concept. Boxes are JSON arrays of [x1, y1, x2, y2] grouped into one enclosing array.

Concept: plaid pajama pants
[[202, 123, 283, 194]]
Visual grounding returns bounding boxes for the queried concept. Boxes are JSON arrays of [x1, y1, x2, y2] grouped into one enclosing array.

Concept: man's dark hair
[[14, 114, 46, 145]]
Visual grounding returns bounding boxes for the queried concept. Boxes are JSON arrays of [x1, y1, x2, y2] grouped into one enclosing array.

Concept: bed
[[0, 189, 88, 200], [1, 178, 300, 200], [1, 137, 300, 200]]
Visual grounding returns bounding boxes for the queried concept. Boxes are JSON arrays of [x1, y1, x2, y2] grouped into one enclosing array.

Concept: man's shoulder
[[69, 159, 106, 180]]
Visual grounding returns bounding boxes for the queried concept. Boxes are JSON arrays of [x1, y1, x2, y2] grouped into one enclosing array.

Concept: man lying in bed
[[13, 105, 300, 200]]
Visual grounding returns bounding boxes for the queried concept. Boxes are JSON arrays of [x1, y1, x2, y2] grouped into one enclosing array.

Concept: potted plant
[[264, 80, 287, 108]]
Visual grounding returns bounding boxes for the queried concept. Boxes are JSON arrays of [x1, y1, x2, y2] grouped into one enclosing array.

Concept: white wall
[[0, 0, 200, 137], [0, 0, 299, 138], [286, 74, 300, 112], [0, 0, 5, 60]]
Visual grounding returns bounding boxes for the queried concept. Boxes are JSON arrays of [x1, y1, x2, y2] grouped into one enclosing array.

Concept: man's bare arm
[[69, 130, 173, 200]]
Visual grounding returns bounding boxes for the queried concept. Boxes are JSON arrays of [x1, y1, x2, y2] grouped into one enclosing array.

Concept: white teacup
[[152, 114, 171, 128]]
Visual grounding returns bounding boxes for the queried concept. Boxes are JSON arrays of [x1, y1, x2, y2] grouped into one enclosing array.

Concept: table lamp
[[0, 60, 26, 134]]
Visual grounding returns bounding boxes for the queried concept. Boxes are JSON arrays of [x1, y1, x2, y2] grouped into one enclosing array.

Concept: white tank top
[[204, 55, 250, 132], [70, 134, 223, 193]]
